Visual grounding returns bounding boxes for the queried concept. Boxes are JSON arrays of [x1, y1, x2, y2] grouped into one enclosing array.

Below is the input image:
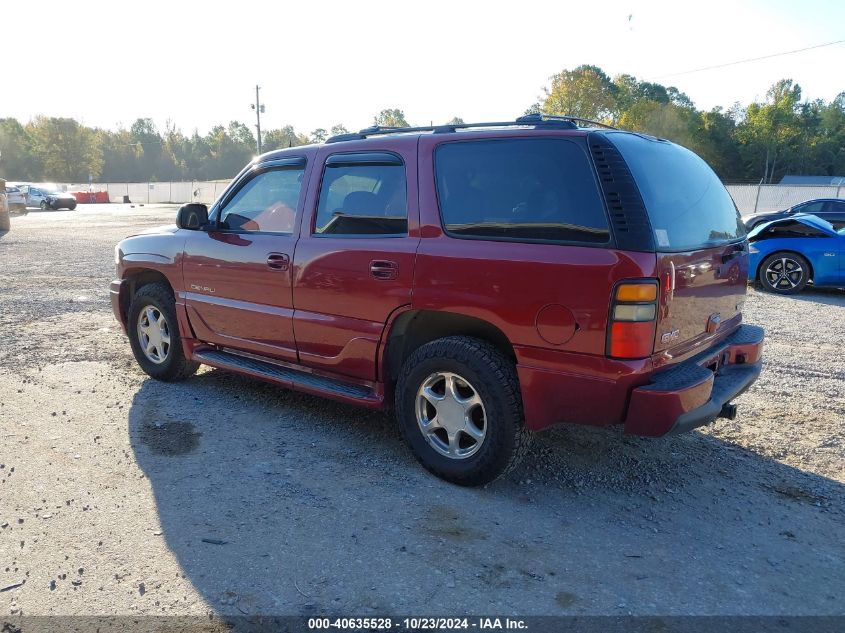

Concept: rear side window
[[794, 200, 825, 214], [435, 139, 610, 245], [608, 133, 746, 251], [315, 163, 408, 236]]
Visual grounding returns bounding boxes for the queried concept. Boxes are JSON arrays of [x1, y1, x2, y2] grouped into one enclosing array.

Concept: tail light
[[607, 281, 658, 359]]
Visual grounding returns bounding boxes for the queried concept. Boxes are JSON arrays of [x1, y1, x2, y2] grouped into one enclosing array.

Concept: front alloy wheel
[[137, 305, 171, 364], [760, 252, 809, 294], [127, 282, 199, 381]]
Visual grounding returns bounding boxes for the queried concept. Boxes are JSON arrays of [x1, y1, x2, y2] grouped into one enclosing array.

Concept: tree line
[[1, 69, 843, 184]]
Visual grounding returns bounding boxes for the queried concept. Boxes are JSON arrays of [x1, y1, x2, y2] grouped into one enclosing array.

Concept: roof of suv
[[255, 114, 620, 163]]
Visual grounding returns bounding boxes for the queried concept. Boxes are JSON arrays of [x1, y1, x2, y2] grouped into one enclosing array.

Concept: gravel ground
[[0, 205, 843, 617]]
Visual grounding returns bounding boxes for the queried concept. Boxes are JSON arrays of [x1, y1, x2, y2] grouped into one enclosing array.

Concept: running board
[[193, 348, 380, 404]]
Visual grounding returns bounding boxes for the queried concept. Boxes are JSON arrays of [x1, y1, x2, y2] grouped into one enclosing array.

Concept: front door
[[292, 143, 420, 380], [182, 159, 308, 362]]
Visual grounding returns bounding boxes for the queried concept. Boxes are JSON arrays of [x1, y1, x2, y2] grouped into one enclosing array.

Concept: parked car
[[20, 184, 77, 210], [111, 115, 764, 485], [749, 214, 844, 294], [0, 179, 9, 231], [5, 185, 28, 214], [744, 198, 845, 231]]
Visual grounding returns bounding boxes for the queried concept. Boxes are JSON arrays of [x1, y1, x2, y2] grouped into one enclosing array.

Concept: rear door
[[292, 142, 419, 381], [604, 133, 748, 361]]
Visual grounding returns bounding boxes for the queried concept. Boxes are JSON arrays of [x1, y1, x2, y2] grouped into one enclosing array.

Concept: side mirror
[[176, 203, 209, 230]]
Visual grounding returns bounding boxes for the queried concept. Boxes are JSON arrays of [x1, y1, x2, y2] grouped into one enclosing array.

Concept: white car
[[19, 184, 77, 210], [4, 185, 27, 214], [0, 183, 9, 231]]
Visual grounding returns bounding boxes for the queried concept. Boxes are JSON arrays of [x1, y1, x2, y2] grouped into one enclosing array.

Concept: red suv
[[111, 115, 764, 485]]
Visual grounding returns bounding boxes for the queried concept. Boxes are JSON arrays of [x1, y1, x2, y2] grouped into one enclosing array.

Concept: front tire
[[40, 201, 48, 211], [395, 336, 530, 486], [127, 282, 199, 381], [759, 252, 810, 294]]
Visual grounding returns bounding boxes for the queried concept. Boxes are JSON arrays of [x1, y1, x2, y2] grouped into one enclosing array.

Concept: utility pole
[[250, 85, 265, 154]]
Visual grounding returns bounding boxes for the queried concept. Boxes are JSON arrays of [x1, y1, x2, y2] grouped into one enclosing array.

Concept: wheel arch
[[381, 309, 516, 386], [120, 268, 175, 322]]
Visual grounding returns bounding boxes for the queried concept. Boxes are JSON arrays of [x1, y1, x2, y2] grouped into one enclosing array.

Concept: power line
[[650, 38, 845, 81]]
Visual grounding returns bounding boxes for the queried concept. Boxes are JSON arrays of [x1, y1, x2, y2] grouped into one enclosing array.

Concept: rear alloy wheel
[[395, 336, 530, 486], [759, 252, 809, 294], [40, 201, 48, 211], [415, 371, 488, 459]]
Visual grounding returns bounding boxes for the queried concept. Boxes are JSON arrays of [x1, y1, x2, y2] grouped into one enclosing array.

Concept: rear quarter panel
[[415, 132, 659, 429]]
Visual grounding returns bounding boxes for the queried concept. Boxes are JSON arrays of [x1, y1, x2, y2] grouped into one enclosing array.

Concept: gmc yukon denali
[[111, 114, 764, 485]]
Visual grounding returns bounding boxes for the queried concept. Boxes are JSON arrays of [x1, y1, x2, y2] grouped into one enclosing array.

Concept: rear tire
[[759, 252, 810, 294], [395, 336, 530, 486], [68, 203, 77, 211], [40, 201, 48, 211], [127, 282, 199, 381]]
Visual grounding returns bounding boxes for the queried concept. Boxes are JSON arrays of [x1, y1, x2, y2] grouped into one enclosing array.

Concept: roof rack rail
[[325, 114, 616, 143]]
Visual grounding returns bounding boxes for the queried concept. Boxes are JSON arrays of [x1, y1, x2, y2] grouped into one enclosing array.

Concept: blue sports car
[[749, 214, 844, 294]]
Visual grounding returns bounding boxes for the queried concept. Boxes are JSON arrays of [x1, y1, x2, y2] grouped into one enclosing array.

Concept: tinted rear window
[[608, 133, 746, 251], [435, 138, 610, 245]]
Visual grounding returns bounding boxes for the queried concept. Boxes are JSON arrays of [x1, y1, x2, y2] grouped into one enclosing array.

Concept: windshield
[[607, 133, 746, 251]]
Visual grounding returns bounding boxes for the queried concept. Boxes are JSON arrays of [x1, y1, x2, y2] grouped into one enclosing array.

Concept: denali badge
[[661, 329, 680, 344], [190, 284, 216, 294]]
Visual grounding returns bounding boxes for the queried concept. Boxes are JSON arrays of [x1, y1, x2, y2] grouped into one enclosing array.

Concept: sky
[[3, 0, 844, 136]]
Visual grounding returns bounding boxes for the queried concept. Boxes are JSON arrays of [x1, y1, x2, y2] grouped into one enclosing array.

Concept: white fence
[[726, 184, 845, 216], [63, 180, 233, 205], [56, 181, 845, 216]]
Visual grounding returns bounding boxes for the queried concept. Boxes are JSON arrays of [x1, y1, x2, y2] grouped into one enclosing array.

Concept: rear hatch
[[606, 133, 748, 361]]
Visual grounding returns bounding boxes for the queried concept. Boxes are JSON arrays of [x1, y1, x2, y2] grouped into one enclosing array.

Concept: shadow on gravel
[[128, 370, 845, 617], [780, 286, 845, 307]]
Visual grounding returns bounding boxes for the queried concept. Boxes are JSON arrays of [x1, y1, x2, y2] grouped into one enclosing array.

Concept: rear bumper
[[110, 279, 129, 334], [624, 324, 764, 437]]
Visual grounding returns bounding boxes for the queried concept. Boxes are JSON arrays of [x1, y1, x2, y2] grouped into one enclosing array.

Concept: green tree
[[330, 124, 349, 136], [446, 117, 465, 125], [204, 122, 255, 179], [28, 116, 102, 182], [98, 127, 141, 182], [523, 103, 542, 116], [310, 128, 328, 143], [0, 118, 41, 180], [542, 65, 616, 122], [263, 125, 307, 150], [374, 109, 410, 127], [736, 79, 803, 183]]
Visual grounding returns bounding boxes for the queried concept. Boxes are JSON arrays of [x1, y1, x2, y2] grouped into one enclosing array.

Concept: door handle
[[266, 253, 290, 271], [370, 260, 398, 280]]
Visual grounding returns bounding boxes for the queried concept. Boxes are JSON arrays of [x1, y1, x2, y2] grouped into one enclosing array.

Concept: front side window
[[315, 163, 407, 235], [219, 168, 304, 233], [434, 138, 610, 244]]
